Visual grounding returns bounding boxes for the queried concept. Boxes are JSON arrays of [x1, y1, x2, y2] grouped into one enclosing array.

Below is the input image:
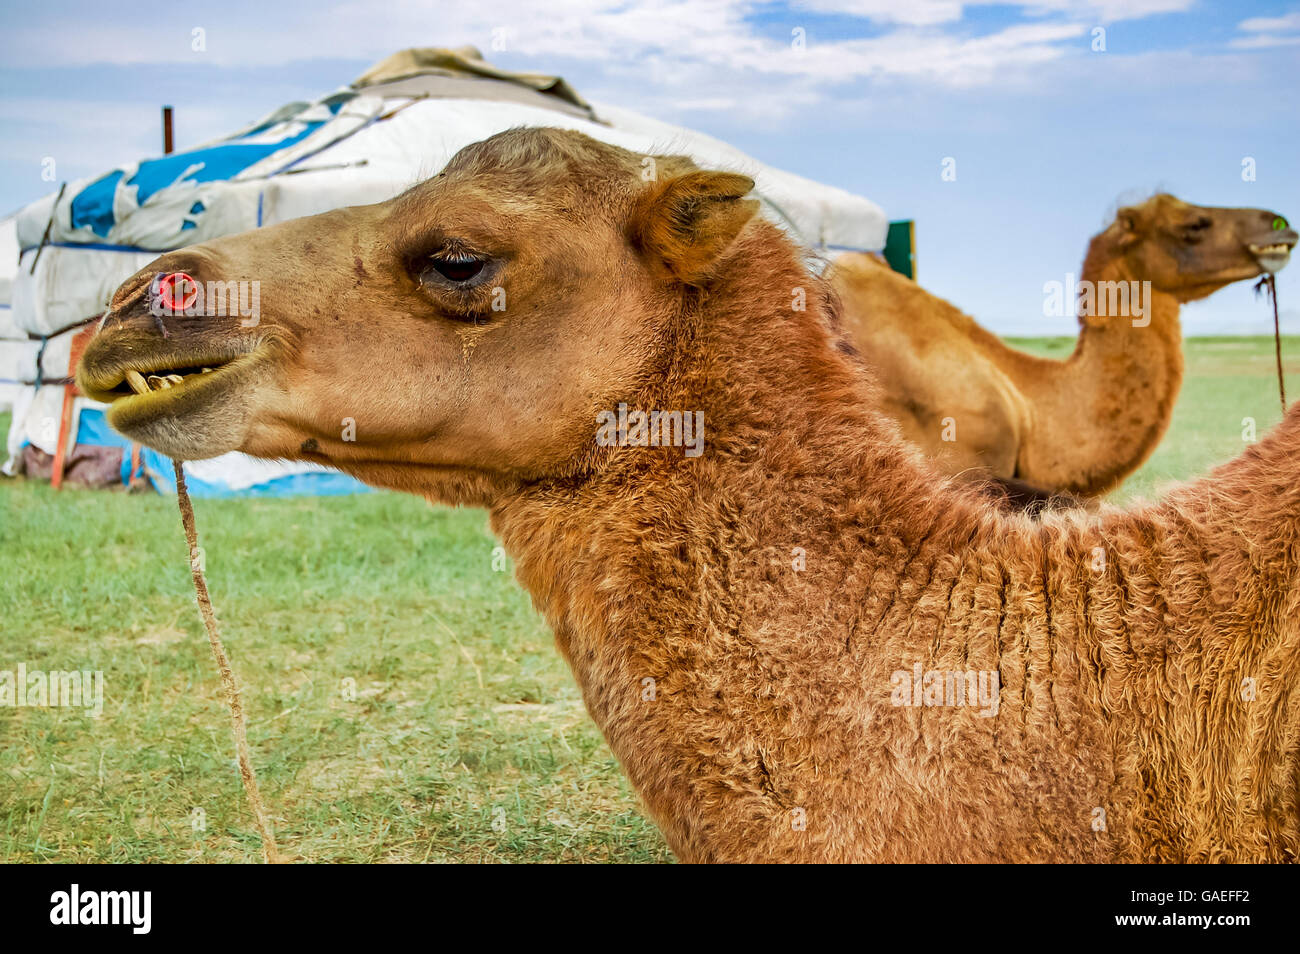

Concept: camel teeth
[[201, 367, 214, 373], [165, 374, 184, 385], [125, 369, 149, 395], [146, 375, 172, 390]]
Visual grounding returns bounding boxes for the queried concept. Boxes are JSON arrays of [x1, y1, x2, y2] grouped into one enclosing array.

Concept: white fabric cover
[[1, 215, 22, 411]]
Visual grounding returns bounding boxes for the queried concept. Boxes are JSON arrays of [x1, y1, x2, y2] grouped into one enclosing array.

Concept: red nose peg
[[153, 272, 200, 313]]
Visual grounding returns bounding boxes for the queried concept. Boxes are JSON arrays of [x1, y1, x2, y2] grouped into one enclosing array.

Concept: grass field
[[1, 336, 1296, 863]]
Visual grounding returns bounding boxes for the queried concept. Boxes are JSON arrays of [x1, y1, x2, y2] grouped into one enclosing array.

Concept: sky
[[1, 0, 1297, 334]]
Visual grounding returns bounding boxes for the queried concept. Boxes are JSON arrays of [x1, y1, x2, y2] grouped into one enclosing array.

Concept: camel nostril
[[109, 270, 156, 312]]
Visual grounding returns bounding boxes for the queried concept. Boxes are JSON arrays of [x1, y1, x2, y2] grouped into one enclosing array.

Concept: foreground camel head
[[1087, 193, 1295, 302], [78, 129, 758, 500]]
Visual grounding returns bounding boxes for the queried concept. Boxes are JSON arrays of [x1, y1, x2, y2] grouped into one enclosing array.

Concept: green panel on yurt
[[884, 219, 915, 280]]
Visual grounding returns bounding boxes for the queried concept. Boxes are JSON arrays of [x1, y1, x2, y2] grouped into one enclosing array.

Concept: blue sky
[[1, 0, 1297, 334]]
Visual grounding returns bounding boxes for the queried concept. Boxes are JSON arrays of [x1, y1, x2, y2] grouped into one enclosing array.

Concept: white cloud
[[1238, 10, 1300, 32], [1232, 7, 1300, 51], [0, 0, 1126, 88], [797, 0, 1192, 26], [0, 0, 1249, 128], [1229, 33, 1300, 49], [1021, 0, 1192, 21], [794, 0, 968, 27]]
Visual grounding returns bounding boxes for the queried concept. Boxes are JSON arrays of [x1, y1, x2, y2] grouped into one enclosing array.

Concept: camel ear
[[632, 171, 759, 284], [1115, 206, 1141, 248]]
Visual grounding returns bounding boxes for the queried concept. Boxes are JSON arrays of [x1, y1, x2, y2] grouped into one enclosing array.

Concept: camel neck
[[487, 231, 989, 857], [1018, 251, 1185, 495], [486, 268, 962, 858]]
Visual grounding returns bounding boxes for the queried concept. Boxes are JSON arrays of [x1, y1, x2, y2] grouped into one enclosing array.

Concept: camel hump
[[833, 251, 892, 273]]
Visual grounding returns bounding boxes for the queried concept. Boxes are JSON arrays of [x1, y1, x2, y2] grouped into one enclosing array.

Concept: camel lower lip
[[1249, 244, 1292, 273]]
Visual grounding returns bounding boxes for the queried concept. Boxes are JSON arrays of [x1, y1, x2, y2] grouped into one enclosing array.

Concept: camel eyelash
[[411, 242, 501, 292], [427, 250, 487, 283]]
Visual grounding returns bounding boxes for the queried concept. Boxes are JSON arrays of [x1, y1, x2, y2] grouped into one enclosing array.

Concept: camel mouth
[[78, 343, 257, 406], [76, 335, 272, 459], [99, 353, 261, 432], [1248, 241, 1294, 274], [106, 363, 224, 398], [1248, 221, 1297, 273]]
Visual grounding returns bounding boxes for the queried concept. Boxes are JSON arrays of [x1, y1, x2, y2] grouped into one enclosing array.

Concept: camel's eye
[[412, 244, 501, 308], [1180, 216, 1211, 243], [428, 252, 486, 283]]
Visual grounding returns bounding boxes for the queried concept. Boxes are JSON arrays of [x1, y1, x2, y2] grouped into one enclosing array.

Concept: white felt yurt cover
[[5, 47, 888, 495], [0, 214, 24, 414]]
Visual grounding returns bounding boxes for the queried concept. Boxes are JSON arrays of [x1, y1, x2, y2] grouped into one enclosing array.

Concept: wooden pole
[[908, 220, 917, 283], [163, 105, 174, 155], [49, 326, 96, 490]]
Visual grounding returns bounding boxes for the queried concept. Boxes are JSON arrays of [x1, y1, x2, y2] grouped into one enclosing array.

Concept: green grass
[[0, 440, 667, 862], [0, 336, 1295, 862]]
